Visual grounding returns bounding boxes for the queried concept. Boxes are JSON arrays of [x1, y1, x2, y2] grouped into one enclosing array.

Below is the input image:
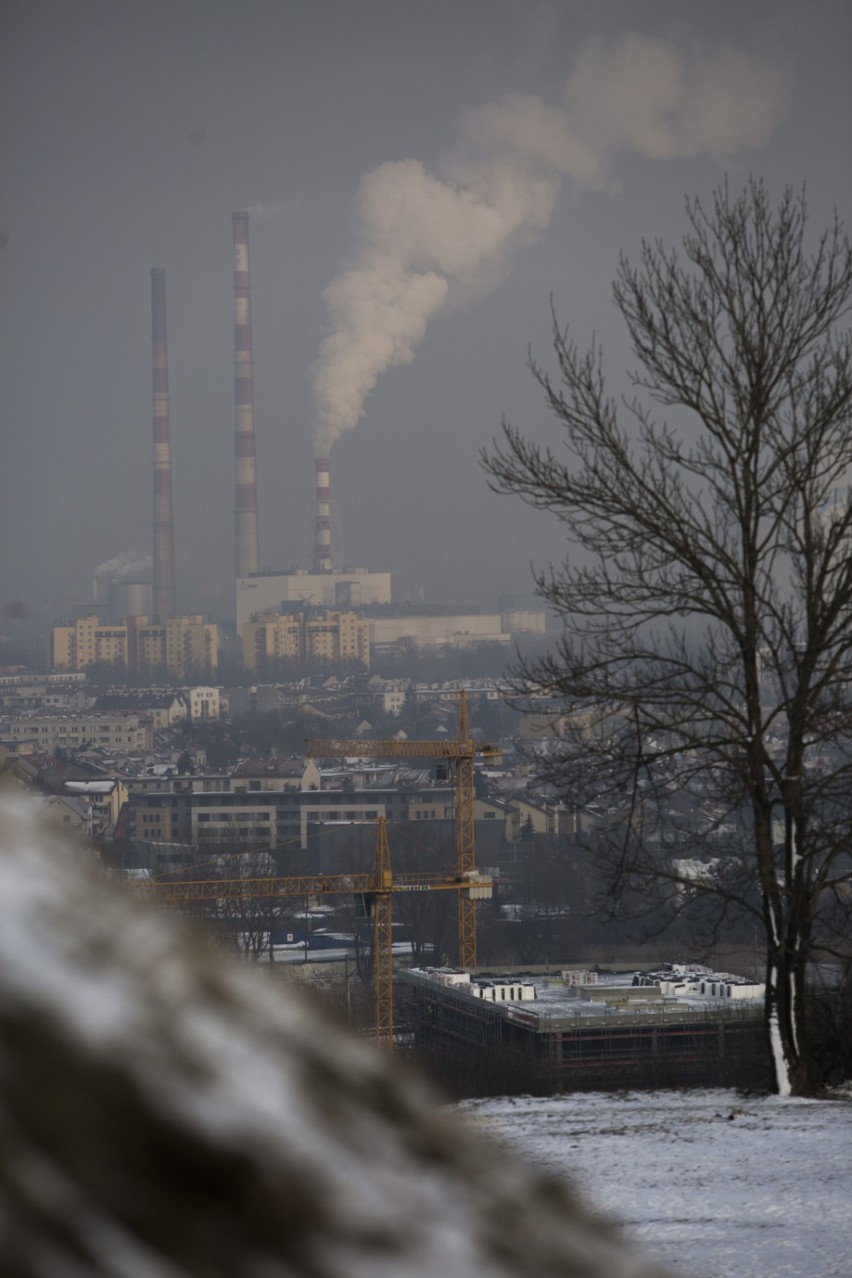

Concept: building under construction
[[398, 967, 769, 1096]]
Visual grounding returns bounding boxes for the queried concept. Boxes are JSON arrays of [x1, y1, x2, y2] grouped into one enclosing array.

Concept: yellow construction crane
[[147, 818, 492, 1047], [305, 690, 500, 969]]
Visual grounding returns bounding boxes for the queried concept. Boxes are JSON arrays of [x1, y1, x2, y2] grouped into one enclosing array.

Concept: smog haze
[[1, 0, 850, 630]]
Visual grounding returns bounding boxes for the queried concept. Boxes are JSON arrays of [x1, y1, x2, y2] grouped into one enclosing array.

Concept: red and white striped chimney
[[233, 211, 260, 579], [151, 267, 177, 622], [314, 456, 332, 573]]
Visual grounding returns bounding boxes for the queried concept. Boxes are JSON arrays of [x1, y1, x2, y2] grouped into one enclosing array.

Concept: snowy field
[[457, 1089, 852, 1278]]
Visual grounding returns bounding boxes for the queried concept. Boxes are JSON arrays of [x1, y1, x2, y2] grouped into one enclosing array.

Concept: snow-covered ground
[[457, 1089, 852, 1278]]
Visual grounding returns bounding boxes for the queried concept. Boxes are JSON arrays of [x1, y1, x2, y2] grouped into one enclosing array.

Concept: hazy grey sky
[[2, 0, 850, 628]]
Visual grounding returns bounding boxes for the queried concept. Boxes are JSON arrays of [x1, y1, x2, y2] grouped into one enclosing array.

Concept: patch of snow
[[458, 1089, 852, 1278]]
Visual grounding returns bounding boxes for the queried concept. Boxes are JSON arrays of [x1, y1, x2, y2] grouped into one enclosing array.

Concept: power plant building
[[370, 614, 510, 651], [236, 570, 391, 632]]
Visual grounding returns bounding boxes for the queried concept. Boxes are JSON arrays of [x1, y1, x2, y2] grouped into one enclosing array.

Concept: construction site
[[147, 691, 498, 1047], [396, 967, 767, 1097], [143, 690, 769, 1095]]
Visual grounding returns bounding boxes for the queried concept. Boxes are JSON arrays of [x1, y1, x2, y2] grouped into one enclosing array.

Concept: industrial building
[[365, 606, 544, 653], [67, 213, 542, 662], [398, 966, 768, 1095], [237, 598, 546, 660], [236, 570, 392, 631]]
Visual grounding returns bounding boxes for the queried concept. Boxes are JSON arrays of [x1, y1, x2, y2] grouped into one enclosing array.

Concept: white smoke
[[311, 32, 784, 457], [93, 552, 152, 582], [245, 201, 283, 219]]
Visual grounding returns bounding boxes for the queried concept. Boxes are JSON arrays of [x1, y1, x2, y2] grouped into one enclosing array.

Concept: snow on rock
[[0, 795, 671, 1278]]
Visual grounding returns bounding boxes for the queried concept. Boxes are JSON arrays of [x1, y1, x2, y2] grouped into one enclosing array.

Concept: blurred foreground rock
[[0, 795, 670, 1278]]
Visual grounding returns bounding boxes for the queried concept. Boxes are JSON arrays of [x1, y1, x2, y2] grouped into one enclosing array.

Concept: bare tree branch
[[482, 178, 852, 1096]]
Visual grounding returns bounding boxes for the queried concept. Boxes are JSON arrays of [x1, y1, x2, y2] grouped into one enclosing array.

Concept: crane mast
[[146, 693, 498, 1047], [147, 818, 492, 1049], [305, 690, 499, 968]]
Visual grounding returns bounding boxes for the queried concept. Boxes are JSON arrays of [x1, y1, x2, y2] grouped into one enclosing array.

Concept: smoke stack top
[[314, 457, 332, 573], [311, 33, 782, 458], [151, 268, 177, 622], [233, 212, 260, 578]]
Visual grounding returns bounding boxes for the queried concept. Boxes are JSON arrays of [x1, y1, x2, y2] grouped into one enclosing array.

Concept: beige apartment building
[[4, 712, 153, 754], [50, 616, 129, 671], [241, 610, 370, 671], [162, 616, 219, 678], [50, 614, 219, 678]]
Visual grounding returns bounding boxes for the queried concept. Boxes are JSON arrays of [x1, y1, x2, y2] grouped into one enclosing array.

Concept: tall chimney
[[314, 457, 332, 573], [151, 267, 177, 622], [233, 212, 260, 579]]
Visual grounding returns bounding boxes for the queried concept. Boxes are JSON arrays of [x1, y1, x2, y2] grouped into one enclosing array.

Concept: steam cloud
[[93, 552, 152, 581], [311, 32, 783, 457]]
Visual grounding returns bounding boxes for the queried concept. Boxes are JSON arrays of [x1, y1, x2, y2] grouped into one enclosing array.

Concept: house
[[93, 692, 187, 732], [41, 793, 93, 841], [63, 778, 128, 841]]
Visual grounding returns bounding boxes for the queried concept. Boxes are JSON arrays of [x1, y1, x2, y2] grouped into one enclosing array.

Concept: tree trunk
[[766, 942, 815, 1096]]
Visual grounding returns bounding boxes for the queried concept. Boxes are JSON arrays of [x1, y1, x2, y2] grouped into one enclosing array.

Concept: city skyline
[[2, 1, 850, 635]]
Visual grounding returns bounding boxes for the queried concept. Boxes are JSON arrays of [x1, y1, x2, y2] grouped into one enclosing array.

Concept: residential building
[[50, 615, 129, 671], [93, 692, 187, 731], [49, 615, 219, 679], [241, 611, 370, 671], [41, 793, 94, 841], [165, 616, 219, 679], [183, 686, 221, 721], [124, 767, 452, 853], [63, 778, 129, 841], [2, 712, 153, 754]]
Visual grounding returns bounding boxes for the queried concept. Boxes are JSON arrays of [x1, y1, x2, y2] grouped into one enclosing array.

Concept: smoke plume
[[93, 552, 153, 582], [311, 32, 783, 457]]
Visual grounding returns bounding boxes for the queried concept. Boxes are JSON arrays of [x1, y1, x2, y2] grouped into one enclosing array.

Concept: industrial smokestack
[[151, 267, 177, 622], [314, 456, 332, 573], [233, 212, 260, 579]]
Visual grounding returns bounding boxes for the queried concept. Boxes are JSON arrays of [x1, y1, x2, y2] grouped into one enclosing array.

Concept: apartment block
[[241, 610, 370, 671], [3, 712, 153, 754], [50, 614, 219, 679]]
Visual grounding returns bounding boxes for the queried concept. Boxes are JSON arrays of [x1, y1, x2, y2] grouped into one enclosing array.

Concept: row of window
[[196, 812, 271, 823], [305, 809, 380, 821]]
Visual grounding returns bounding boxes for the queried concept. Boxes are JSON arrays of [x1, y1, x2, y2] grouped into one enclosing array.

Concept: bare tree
[[190, 832, 289, 962], [372, 824, 456, 967], [219, 852, 281, 962], [483, 180, 852, 1096]]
